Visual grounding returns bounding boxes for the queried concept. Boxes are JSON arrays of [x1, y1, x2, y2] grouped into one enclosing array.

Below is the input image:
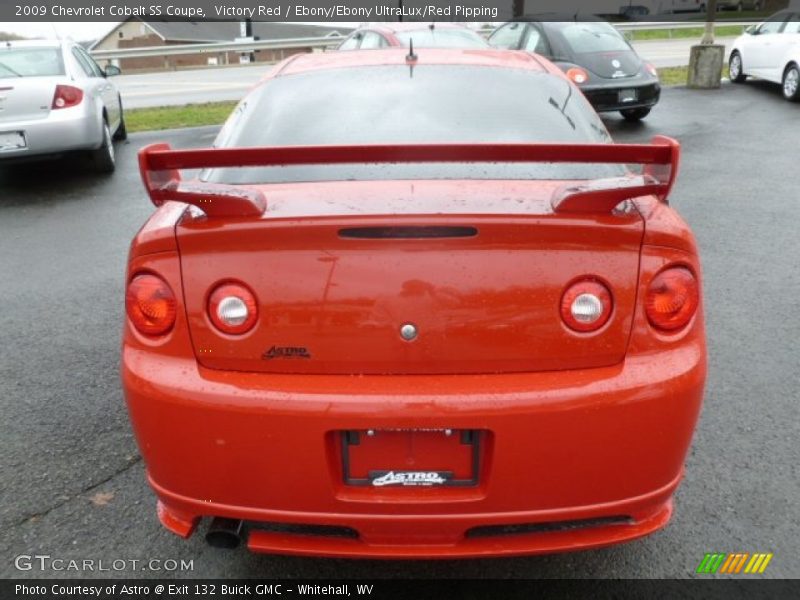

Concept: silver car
[[0, 40, 125, 173]]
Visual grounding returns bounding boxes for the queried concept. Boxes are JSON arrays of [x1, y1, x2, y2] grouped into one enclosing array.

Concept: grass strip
[[125, 101, 237, 133]]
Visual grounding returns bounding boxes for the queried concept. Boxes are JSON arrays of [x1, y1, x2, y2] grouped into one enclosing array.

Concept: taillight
[[51, 85, 84, 109], [645, 62, 658, 77], [645, 267, 699, 332], [208, 282, 258, 335], [561, 279, 613, 332], [566, 67, 589, 85], [126, 274, 177, 336]]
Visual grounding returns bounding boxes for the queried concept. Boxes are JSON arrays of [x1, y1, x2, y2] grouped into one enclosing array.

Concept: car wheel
[[113, 102, 128, 142], [620, 107, 651, 122], [783, 64, 800, 102], [91, 120, 116, 174], [729, 51, 747, 83]]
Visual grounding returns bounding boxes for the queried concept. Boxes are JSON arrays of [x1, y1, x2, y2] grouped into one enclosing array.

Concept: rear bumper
[[122, 337, 705, 558], [0, 106, 101, 160], [581, 82, 661, 113]]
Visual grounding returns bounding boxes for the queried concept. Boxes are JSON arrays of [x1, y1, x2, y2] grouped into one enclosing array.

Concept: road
[[117, 38, 737, 108], [1, 82, 798, 580]]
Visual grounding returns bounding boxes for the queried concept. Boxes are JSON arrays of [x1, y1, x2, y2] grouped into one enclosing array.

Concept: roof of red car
[[273, 48, 550, 78]]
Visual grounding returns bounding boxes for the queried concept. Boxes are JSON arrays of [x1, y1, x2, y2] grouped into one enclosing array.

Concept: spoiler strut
[[138, 136, 680, 217]]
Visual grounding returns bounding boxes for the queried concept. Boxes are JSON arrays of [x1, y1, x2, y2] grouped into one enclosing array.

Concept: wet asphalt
[[0, 81, 798, 580]]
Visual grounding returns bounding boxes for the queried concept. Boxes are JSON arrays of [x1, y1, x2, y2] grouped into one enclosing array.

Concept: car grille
[[465, 515, 632, 539], [248, 521, 360, 539]]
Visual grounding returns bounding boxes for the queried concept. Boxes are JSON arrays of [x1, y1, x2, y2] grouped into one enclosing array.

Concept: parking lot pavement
[[1, 82, 798, 579]]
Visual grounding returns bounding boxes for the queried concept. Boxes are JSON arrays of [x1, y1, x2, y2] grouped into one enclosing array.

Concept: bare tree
[[701, 0, 719, 45]]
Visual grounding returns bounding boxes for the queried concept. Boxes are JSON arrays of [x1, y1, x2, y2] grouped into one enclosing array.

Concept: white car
[[0, 40, 126, 172], [729, 11, 800, 102]]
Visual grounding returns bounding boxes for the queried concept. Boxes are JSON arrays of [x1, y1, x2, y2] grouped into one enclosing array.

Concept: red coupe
[[123, 48, 706, 558]]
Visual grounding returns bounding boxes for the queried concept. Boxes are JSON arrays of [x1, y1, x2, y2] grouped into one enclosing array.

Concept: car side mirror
[[104, 65, 121, 77], [746, 25, 759, 35]]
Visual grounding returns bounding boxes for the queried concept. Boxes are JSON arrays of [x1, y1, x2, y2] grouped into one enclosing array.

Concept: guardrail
[[90, 35, 347, 61], [89, 22, 758, 62]]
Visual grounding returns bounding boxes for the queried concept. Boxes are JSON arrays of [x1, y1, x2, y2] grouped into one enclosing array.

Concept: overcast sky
[[0, 21, 119, 41], [0, 21, 382, 41]]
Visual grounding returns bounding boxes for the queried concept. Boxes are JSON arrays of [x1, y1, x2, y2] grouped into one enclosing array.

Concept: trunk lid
[[576, 50, 642, 79], [0, 77, 61, 123], [177, 180, 644, 375]]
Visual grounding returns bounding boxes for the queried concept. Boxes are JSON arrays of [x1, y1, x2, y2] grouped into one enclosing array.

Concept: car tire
[[91, 120, 116, 174], [729, 52, 747, 83], [783, 64, 800, 102], [620, 107, 651, 122], [113, 102, 128, 142]]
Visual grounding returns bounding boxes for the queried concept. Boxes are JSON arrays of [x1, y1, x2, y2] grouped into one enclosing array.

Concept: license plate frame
[[0, 131, 26, 152], [341, 429, 481, 488], [618, 88, 638, 103]]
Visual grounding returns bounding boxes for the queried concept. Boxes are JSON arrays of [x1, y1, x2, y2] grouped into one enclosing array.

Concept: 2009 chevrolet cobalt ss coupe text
[[122, 48, 706, 558]]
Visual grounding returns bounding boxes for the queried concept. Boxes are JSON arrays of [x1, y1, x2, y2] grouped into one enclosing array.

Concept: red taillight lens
[[645, 267, 699, 332], [566, 67, 590, 85], [126, 274, 177, 336], [208, 283, 258, 335], [51, 85, 84, 109], [645, 62, 658, 77], [560, 279, 613, 332]]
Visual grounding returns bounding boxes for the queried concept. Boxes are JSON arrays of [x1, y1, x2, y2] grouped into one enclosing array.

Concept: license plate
[[0, 131, 26, 151], [619, 89, 638, 103], [342, 429, 481, 487]]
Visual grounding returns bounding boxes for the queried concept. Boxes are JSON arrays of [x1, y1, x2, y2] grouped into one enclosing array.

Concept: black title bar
[[5, 579, 800, 600]]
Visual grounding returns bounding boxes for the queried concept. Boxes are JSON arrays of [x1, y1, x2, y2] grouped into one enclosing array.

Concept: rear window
[[207, 65, 619, 184], [393, 28, 488, 49], [0, 48, 65, 78], [559, 23, 630, 54]]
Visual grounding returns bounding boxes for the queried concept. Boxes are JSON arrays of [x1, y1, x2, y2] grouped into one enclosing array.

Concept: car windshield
[[393, 28, 488, 49], [559, 23, 630, 54], [206, 65, 621, 184], [0, 48, 65, 77]]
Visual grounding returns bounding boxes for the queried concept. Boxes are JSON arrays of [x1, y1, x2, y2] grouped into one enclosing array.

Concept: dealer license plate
[[342, 429, 481, 487], [619, 89, 638, 103]]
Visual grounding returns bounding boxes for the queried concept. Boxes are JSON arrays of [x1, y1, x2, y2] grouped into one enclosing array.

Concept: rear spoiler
[[138, 136, 679, 217]]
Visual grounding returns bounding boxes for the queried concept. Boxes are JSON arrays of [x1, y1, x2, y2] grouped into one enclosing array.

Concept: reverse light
[[51, 85, 84, 109], [645, 267, 699, 332], [561, 279, 613, 332], [126, 274, 177, 336], [645, 62, 658, 77], [566, 67, 590, 85], [208, 282, 258, 335]]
